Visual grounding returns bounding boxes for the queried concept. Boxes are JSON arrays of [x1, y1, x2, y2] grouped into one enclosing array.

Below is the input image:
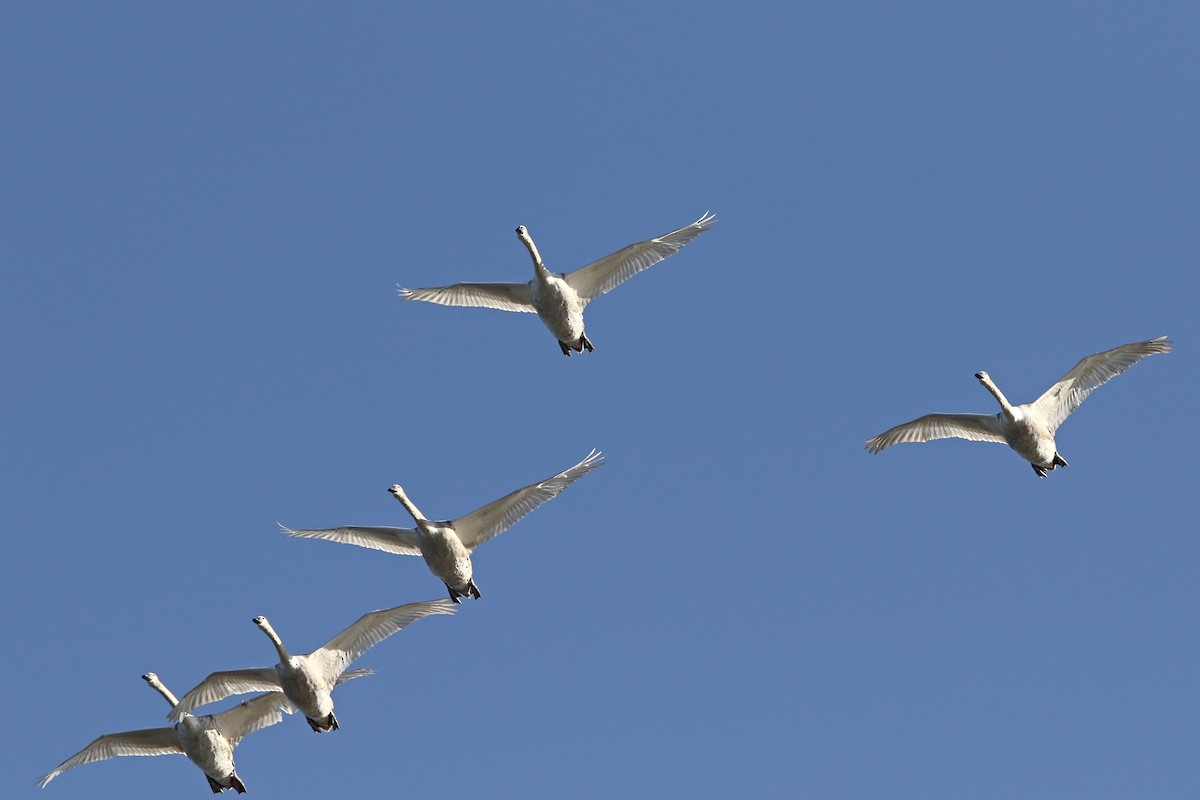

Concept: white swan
[[39, 672, 289, 793], [398, 213, 715, 355], [865, 336, 1171, 476], [281, 449, 604, 602], [168, 599, 454, 732]]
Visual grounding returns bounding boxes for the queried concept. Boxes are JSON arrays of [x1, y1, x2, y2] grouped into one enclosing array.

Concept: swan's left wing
[[311, 599, 455, 683], [279, 523, 423, 557], [453, 449, 604, 551], [167, 668, 281, 722], [564, 213, 715, 301], [38, 727, 182, 787], [398, 282, 536, 313], [212, 692, 294, 747], [866, 413, 1007, 453], [1032, 336, 1172, 433]]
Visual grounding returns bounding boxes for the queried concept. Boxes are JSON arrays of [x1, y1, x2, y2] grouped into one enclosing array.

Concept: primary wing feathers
[[453, 449, 605, 551], [38, 728, 182, 787], [168, 668, 282, 722], [312, 599, 456, 682], [564, 212, 715, 301], [1032, 336, 1171, 433], [866, 413, 1007, 454], [397, 282, 536, 313], [279, 523, 423, 557]]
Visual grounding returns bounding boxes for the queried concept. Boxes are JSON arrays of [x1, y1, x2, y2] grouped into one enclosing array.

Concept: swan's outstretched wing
[[279, 523, 422, 557], [398, 282, 536, 313], [211, 692, 293, 747], [167, 668, 281, 722], [866, 414, 1007, 453], [1032, 336, 1171, 433], [453, 449, 604, 551], [335, 668, 374, 685], [38, 727, 182, 787], [311, 599, 455, 684], [564, 213, 715, 301]]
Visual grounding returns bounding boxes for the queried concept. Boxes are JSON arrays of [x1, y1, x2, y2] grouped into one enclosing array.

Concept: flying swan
[[168, 599, 454, 733], [39, 672, 290, 793], [398, 213, 715, 355], [281, 449, 604, 602], [865, 336, 1171, 476]]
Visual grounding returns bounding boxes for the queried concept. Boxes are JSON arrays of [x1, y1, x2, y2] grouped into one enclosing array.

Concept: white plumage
[[866, 337, 1171, 476], [282, 449, 604, 601], [399, 214, 715, 355]]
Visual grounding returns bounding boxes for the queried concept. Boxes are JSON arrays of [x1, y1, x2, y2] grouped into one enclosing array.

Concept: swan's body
[[39, 673, 289, 793], [169, 599, 454, 732], [282, 449, 604, 602], [866, 337, 1171, 476], [399, 213, 715, 355]]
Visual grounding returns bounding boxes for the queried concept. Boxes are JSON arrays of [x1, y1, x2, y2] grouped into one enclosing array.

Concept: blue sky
[[4, 2, 1198, 798]]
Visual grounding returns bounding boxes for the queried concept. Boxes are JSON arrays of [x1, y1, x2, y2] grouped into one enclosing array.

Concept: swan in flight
[[281, 449, 604, 602], [39, 672, 289, 793], [168, 599, 454, 732], [865, 336, 1171, 476], [398, 213, 715, 355]]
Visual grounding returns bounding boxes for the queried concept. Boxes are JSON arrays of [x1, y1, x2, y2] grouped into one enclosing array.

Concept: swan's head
[[142, 672, 159, 684], [975, 371, 990, 382], [252, 615, 271, 632], [514, 225, 543, 265], [388, 483, 407, 498]]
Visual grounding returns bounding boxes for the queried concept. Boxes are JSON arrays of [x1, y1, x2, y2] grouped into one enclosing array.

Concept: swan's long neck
[[977, 372, 1016, 417], [143, 673, 181, 709], [517, 229, 549, 278], [256, 618, 291, 662], [390, 487, 428, 524]]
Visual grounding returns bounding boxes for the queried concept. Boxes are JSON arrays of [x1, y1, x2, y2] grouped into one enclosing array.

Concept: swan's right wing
[[279, 523, 422, 557], [1031, 336, 1172, 433], [167, 668, 281, 722], [311, 599, 455, 684], [398, 282, 536, 313], [564, 212, 716, 301], [335, 667, 374, 685], [865, 413, 1007, 453], [212, 692, 294, 747], [38, 727, 182, 787], [453, 449, 605, 552]]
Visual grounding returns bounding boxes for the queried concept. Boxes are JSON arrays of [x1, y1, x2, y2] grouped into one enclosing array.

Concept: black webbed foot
[[581, 334, 594, 352], [206, 775, 224, 794], [1032, 463, 1048, 478], [467, 579, 482, 599], [558, 340, 572, 356], [1053, 453, 1068, 468], [447, 584, 463, 604]]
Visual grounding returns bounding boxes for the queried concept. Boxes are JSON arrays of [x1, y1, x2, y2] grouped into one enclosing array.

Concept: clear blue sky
[[4, 3, 1197, 798]]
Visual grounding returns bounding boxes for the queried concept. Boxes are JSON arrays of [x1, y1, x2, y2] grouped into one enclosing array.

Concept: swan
[[865, 336, 1171, 476], [398, 213, 715, 355], [39, 672, 289, 793], [168, 599, 454, 732], [281, 449, 604, 602]]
